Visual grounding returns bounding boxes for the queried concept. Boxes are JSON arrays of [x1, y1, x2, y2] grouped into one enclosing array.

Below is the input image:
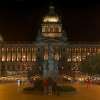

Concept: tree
[[80, 54, 100, 75], [27, 68, 33, 80], [1, 64, 6, 76]]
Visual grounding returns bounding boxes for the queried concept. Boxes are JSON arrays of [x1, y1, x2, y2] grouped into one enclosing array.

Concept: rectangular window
[[7, 48, 11, 61], [2, 48, 6, 61], [17, 48, 22, 61], [27, 48, 32, 61], [12, 48, 17, 62]]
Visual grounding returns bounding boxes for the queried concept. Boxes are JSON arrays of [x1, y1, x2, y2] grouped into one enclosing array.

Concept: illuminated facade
[[0, 6, 100, 77]]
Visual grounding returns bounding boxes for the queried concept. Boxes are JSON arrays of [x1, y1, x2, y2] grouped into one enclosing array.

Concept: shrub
[[58, 85, 76, 92], [23, 79, 43, 92], [23, 79, 76, 94], [34, 79, 43, 91], [23, 87, 34, 92]]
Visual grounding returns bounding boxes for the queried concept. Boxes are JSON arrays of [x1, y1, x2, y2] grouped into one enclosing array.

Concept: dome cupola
[[43, 6, 60, 23], [41, 6, 63, 38]]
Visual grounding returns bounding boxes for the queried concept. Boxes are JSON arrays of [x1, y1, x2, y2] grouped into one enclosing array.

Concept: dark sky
[[0, 0, 99, 42]]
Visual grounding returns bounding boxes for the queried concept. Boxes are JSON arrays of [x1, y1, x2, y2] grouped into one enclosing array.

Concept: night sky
[[0, 0, 99, 42]]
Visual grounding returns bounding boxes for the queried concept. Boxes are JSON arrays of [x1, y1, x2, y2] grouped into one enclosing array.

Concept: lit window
[[67, 58, 71, 62], [2, 57, 5, 61]]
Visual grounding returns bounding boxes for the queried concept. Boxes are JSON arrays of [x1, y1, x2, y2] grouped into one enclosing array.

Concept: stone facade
[[0, 6, 99, 77]]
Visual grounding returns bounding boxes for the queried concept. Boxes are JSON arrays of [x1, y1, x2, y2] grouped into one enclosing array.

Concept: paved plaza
[[0, 82, 100, 100]]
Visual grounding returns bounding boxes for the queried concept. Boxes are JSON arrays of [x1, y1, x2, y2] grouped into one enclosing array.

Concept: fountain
[[43, 43, 58, 80]]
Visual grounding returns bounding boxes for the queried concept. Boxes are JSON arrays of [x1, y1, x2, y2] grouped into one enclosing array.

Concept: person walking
[[43, 78, 48, 95], [48, 78, 53, 95], [52, 80, 57, 95], [86, 77, 91, 88], [17, 79, 21, 87], [17, 79, 22, 92]]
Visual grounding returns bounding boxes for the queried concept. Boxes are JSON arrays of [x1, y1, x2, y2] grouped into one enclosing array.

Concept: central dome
[[36, 5, 67, 43]]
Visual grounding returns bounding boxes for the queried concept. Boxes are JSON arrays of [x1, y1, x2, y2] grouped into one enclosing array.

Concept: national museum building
[[0, 6, 99, 76]]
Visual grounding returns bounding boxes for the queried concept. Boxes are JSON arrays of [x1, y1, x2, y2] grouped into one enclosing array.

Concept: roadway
[[0, 82, 100, 100]]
